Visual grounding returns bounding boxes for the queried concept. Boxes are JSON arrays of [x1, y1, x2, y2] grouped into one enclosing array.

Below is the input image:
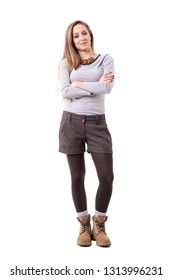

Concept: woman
[[58, 20, 115, 247]]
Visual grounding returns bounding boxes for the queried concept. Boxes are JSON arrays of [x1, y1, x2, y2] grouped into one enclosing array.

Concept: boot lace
[[79, 221, 90, 234], [96, 221, 106, 234]]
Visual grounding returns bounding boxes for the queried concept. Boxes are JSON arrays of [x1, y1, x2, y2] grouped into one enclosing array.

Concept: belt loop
[[69, 113, 72, 122], [82, 115, 85, 124], [96, 115, 99, 125]]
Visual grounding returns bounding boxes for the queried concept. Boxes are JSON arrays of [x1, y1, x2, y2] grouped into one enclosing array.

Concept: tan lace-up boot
[[77, 215, 91, 246], [92, 215, 111, 247]]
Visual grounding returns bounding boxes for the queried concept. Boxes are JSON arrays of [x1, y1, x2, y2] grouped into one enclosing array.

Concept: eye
[[83, 31, 88, 36], [73, 35, 79, 39]]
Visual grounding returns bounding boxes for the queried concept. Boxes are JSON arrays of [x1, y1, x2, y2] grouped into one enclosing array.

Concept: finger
[[105, 73, 114, 77]]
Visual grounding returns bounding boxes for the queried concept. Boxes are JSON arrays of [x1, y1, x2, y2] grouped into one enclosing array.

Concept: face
[[73, 24, 92, 52]]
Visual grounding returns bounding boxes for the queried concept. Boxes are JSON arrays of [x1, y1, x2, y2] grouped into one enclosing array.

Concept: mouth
[[80, 41, 87, 46]]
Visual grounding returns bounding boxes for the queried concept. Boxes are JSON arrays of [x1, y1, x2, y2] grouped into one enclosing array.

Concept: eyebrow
[[73, 30, 87, 35]]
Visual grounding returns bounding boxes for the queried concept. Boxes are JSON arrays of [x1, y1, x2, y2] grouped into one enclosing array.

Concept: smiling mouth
[[80, 41, 87, 45]]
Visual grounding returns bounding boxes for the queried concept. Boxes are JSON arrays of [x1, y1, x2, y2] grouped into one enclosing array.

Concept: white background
[[0, 0, 173, 279]]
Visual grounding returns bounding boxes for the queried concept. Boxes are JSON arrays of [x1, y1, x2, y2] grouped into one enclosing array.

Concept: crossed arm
[[71, 72, 114, 89], [59, 55, 115, 99]]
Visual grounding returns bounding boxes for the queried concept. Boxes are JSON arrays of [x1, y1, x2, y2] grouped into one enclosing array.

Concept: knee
[[71, 170, 86, 184], [100, 171, 114, 188], [107, 172, 114, 187]]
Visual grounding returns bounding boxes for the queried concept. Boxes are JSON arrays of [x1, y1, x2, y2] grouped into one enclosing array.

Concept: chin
[[79, 46, 90, 51]]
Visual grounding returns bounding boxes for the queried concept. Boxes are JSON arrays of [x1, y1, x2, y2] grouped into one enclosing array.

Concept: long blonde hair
[[63, 20, 94, 72]]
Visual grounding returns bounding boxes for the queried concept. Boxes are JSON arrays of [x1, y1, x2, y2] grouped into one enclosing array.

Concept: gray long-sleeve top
[[58, 54, 115, 115]]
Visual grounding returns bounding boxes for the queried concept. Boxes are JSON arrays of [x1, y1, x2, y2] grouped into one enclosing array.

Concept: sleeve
[[82, 55, 115, 94], [58, 59, 91, 99]]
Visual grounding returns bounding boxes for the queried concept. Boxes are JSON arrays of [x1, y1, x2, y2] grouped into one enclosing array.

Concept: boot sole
[[92, 234, 111, 247], [96, 243, 111, 247], [77, 243, 91, 247]]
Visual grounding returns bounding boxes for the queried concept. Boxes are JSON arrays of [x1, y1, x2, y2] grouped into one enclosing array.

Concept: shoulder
[[59, 58, 68, 67], [97, 54, 114, 64], [100, 54, 114, 61], [98, 54, 114, 67], [58, 58, 70, 73]]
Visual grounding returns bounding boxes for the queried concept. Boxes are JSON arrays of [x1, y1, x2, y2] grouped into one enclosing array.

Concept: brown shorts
[[59, 111, 113, 154]]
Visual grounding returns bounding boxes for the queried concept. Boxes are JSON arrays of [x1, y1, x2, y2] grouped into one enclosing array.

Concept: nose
[[79, 34, 86, 40]]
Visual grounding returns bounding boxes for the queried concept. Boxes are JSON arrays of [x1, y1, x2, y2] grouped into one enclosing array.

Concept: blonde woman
[[58, 20, 115, 247]]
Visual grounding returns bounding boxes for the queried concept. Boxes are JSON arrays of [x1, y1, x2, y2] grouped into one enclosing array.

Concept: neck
[[79, 50, 96, 60]]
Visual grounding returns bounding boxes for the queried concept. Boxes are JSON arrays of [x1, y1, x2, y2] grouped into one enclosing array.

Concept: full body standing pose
[[58, 20, 115, 247]]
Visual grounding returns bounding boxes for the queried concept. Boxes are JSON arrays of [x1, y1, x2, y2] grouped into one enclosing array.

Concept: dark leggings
[[67, 153, 114, 213]]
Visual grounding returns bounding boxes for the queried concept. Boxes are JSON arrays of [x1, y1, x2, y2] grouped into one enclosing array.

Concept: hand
[[99, 72, 114, 82]]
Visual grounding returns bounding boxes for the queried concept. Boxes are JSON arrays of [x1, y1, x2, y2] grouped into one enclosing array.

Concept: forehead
[[73, 24, 88, 34]]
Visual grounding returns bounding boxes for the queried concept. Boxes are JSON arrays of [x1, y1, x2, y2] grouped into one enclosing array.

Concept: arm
[[71, 55, 115, 94], [58, 59, 91, 99]]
